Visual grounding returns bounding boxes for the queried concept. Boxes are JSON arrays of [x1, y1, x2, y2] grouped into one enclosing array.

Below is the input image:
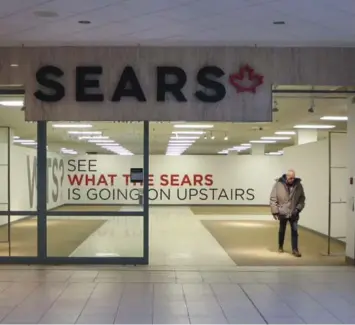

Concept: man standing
[[269, 169, 306, 257]]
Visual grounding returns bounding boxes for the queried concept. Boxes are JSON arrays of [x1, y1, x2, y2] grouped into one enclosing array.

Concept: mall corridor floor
[[0, 266, 355, 323]]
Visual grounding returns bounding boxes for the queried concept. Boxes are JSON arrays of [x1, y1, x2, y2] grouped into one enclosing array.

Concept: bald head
[[286, 169, 295, 184]]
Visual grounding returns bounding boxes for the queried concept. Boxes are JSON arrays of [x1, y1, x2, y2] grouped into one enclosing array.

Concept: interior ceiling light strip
[[53, 124, 92, 128], [320, 116, 348, 121], [293, 124, 335, 129], [68, 131, 102, 135], [261, 136, 291, 140]]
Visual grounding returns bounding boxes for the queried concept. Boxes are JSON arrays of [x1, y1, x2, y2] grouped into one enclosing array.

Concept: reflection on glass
[[0, 216, 37, 256], [47, 122, 144, 211], [47, 214, 143, 257]]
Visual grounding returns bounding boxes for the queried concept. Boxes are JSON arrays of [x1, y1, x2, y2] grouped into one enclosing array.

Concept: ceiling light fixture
[[275, 131, 296, 135], [293, 124, 335, 129], [78, 136, 109, 140], [320, 116, 348, 121], [261, 136, 291, 140], [173, 124, 214, 129], [88, 139, 115, 143], [10, 64, 19, 67], [265, 151, 283, 156], [169, 140, 195, 144], [172, 131, 204, 135], [249, 140, 277, 144], [0, 100, 24, 107], [68, 131, 101, 135], [53, 124, 92, 128], [170, 136, 199, 140], [224, 133, 228, 140], [241, 143, 251, 146]]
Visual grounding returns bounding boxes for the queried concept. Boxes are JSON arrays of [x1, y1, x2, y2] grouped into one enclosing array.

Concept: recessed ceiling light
[[273, 21, 285, 25], [10, 64, 19, 67], [78, 20, 91, 24], [293, 124, 335, 129], [320, 116, 348, 121]]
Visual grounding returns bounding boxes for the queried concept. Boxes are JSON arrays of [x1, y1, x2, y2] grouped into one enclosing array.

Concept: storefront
[[0, 46, 355, 264]]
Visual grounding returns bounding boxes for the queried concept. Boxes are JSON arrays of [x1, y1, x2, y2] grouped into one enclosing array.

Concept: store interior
[[0, 85, 351, 266]]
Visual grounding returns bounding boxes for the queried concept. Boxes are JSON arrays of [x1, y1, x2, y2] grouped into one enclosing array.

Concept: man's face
[[286, 172, 295, 184]]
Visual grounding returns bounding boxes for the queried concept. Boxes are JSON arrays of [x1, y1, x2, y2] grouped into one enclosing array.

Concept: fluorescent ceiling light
[[172, 131, 204, 135], [170, 136, 199, 140], [174, 124, 213, 129], [88, 139, 115, 143], [166, 153, 181, 156], [261, 136, 291, 140], [266, 152, 283, 156], [20, 142, 37, 146], [320, 116, 348, 121], [275, 131, 296, 135], [169, 140, 195, 143], [168, 143, 191, 148], [218, 150, 228, 154], [13, 136, 20, 139], [249, 140, 276, 143], [78, 136, 109, 140], [293, 124, 335, 129], [229, 146, 250, 151], [241, 143, 251, 146], [100, 144, 121, 147], [0, 100, 24, 107], [68, 131, 102, 135], [53, 124, 92, 128]]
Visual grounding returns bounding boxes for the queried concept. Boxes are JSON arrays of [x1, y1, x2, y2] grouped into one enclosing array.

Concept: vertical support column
[[251, 143, 265, 155], [297, 130, 317, 145], [37, 121, 47, 261], [346, 97, 355, 263], [143, 121, 149, 264]]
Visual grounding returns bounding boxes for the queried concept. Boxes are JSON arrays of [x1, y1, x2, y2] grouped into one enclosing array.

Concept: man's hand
[[291, 209, 299, 221], [273, 214, 279, 220]]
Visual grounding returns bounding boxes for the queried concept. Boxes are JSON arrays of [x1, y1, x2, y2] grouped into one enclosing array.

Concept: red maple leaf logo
[[229, 64, 264, 93]]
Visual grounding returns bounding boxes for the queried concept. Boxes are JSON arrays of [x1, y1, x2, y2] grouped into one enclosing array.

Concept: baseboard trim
[[298, 224, 345, 246]]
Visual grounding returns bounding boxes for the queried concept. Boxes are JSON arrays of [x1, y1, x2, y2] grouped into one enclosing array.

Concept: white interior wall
[[64, 155, 284, 205], [283, 133, 347, 241]]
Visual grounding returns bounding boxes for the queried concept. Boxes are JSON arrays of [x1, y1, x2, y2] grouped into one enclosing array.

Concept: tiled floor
[[70, 207, 235, 266], [0, 266, 354, 323]]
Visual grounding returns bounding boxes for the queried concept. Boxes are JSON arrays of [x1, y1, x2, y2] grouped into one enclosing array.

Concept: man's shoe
[[292, 250, 302, 257], [278, 247, 284, 253]]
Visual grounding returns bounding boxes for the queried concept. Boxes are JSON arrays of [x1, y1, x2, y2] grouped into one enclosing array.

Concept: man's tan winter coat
[[270, 175, 306, 218]]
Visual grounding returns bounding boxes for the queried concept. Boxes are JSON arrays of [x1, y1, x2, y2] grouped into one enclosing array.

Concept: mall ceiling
[[0, 0, 354, 46], [0, 90, 349, 155]]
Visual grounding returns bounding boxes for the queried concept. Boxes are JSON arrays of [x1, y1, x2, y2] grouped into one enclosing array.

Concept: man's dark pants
[[279, 217, 298, 250]]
